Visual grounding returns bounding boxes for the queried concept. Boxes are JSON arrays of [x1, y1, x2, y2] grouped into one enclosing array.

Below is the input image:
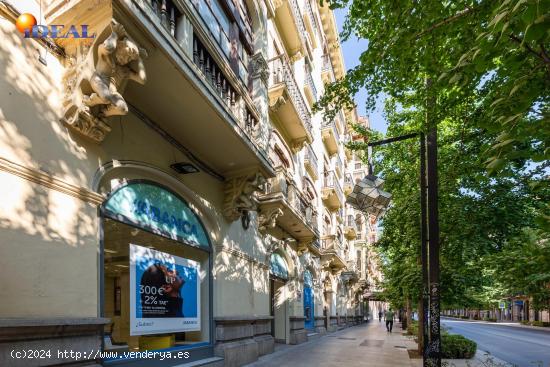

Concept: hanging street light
[[345, 174, 391, 219], [343, 130, 441, 366]]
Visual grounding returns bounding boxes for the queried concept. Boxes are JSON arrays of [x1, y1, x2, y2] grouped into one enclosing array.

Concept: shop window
[[101, 181, 211, 361]]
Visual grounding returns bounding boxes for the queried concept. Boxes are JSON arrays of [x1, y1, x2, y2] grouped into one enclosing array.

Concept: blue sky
[[333, 8, 387, 133]]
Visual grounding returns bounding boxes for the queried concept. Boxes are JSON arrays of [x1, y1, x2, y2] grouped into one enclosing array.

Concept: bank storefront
[[99, 179, 214, 365]]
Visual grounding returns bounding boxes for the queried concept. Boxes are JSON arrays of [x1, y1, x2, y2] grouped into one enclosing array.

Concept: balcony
[[304, 144, 318, 180], [55, 0, 275, 177], [321, 120, 340, 156], [322, 171, 344, 211], [320, 235, 346, 271], [303, 0, 321, 49], [344, 173, 353, 195], [336, 208, 344, 224], [342, 260, 359, 282], [273, 0, 308, 59], [308, 238, 321, 256], [268, 56, 313, 149], [303, 64, 318, 107], [321, 54, 335, 83], [336, 110, 346, 135], [333, 155, 343, 178], [344, 215, 357, 240], [343, 133, 352, 160], [258, 168, 319, 242]]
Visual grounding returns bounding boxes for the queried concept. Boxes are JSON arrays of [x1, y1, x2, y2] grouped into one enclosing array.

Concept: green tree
[[317, 0, 549, 174]]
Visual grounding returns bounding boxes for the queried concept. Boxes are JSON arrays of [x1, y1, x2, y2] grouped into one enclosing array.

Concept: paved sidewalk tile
[[245, 321, 415, 367]]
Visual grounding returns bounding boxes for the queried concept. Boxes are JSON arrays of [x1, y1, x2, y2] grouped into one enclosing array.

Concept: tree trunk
[[406, 297, 412, 331]]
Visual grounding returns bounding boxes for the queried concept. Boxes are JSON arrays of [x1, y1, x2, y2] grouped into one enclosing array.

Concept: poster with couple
[[129, 243, 200, 335]]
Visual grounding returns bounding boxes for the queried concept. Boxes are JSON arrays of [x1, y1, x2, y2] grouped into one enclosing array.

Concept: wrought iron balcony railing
[[322, 54, 335, 82], [141, 0, 264, 148], [333, 154, 343, 176], [304, 144, 318, 178], [304, 0, 321, 41], [288, 0, 310, 49], [264, 175, 317, 231], [269, 56, 313, 135], [323, 119, 340, 145], [344, 173, 353, 185], [321, 235, 345, 259], [304, 64, 318, 102], [323, 171, 344, 205], [346, 215, 356, 228]]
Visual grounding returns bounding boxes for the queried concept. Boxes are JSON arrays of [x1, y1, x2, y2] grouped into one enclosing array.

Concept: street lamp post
[[345, 130, 440, 367]]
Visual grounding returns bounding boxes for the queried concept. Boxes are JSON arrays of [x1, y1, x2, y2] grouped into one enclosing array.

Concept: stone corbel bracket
[[223, 172, 267, 222], [61, 19, 147, 143], [258, 207, 283, 233], [250, 52, 269, 87]]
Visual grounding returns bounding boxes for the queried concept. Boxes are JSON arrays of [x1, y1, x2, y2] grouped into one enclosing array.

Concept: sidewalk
[[245, 320, 416, 367], [244, 320, 514, 367]]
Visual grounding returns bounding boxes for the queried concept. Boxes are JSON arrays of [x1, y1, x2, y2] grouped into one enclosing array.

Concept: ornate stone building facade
[[0, 1, 380, 366]]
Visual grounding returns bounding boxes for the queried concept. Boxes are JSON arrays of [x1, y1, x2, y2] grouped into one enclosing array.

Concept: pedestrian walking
[[385, 308, 395, 332], [378, 310, 383, 322]]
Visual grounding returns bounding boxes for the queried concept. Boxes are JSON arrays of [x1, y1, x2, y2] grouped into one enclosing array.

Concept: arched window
[[100, 181, 212, 359], [270, 252, 289, 280]]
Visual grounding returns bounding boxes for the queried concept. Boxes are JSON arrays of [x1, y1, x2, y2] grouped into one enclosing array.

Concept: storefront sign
[[104, 182, 209, 248], [130, 244, 200, 335]]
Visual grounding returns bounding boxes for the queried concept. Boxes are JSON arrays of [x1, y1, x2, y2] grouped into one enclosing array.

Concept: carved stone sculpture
[[61, 20, 147, 142], [223, 172, 267, 222], [250, 52, 269, 86], [258, 207, 283, 233]]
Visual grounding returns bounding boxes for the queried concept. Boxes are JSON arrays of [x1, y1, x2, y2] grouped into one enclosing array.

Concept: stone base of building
[[0, 317, 109, 367], [289, 316, 307, 345], [328, 316, 338, 332], [214, 316, 273, 367], [314, 316, 327, 334]]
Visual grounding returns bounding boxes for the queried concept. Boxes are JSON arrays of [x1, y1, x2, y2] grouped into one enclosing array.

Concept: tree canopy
[[315, 0, 550, 312]]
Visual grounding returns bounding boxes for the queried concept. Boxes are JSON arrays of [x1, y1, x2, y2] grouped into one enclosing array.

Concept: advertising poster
[[130, 244, 200, 335]]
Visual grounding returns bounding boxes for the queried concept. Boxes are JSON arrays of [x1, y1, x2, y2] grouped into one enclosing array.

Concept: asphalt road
[[442, 318, 550, 367]]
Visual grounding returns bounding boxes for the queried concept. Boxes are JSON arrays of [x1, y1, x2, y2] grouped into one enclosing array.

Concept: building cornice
[[0, 157, 104, 206]]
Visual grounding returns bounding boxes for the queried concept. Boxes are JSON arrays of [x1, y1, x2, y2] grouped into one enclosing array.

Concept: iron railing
[[264, 173, 317, 230], [304, 64, 318, 101], [344, 173, 353, 186], [324, 120, 340, 144], [304, 0, 321, 41], [288, 0, 311, 49], [333, 154, 343, 175], [322, 54, 334, 81], [346, 215, 356, 228], [269, 56, 313, 135], [304, 144, 318, 176], [144, 1, 264, 148], [323, 171, 344, 205], [321, 235, 344, 259]]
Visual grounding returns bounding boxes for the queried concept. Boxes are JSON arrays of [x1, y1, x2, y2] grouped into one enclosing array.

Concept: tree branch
[[414, 7, 475, 39], [509, 34, 550, 64]]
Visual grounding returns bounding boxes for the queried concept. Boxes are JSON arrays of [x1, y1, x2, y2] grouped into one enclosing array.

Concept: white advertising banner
[[129, 244, 200, 336]]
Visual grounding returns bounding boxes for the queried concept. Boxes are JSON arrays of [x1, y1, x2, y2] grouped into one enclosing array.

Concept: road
[[442, 318, 550, 367]]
